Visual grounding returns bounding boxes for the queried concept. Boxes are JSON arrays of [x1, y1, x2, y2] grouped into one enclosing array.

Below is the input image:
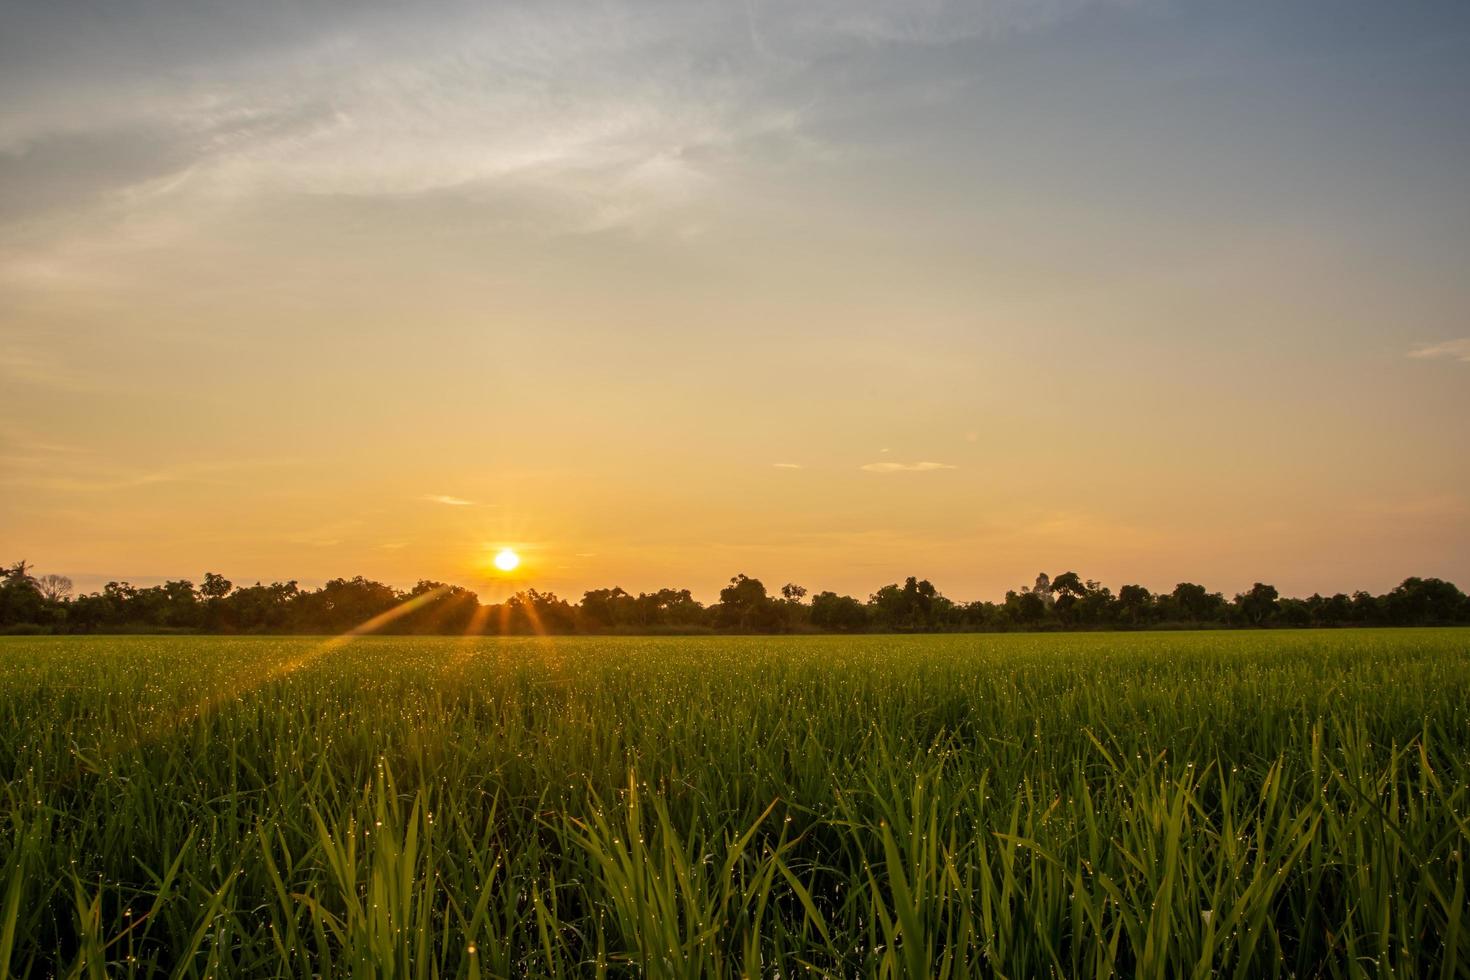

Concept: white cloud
[[860, 461, 957, 473], [1408, 338, 1470, 363], [772, 462, 803, 469], [0, 2, 802, 248], [0, 0, 1125, 272], [422, 493, 475, 506]]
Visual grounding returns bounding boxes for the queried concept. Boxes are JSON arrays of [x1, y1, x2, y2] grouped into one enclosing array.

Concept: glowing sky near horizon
[[2, 0, 1468, 602]]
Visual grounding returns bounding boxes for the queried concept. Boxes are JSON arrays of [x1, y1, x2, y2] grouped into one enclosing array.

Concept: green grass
[[1, 630, 1467, 978]]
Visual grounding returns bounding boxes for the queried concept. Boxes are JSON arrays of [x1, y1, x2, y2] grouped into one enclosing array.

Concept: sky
[[2, 0, 1468, 603]]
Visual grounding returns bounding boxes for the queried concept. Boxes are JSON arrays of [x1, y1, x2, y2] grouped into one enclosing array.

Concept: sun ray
[[81, 586, 458, 773], [440, 601, 494, 680]]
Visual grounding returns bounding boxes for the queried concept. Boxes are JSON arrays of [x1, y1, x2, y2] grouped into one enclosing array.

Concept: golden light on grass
[[493, 548, 521, 573]]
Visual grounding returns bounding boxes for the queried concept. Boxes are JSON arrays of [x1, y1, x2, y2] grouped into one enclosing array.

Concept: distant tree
[[221, 581, 299, 632], [636, 588, 705, 628], [2, 561, 35, 585], [869, 577, 940, 631], [6, 557, 1463, 637], [579, 587, 634, 629], [1077, 580, 1115, 626], [123, 580, 198, 629], [0, 560, 45, 627], [503, 589, 575, 633], [1236, 583, 1280, 626], [400, 580, 481, 634], [1319, 592, 1352, 626], [1003, 588, 1047, 626], [716, 574, 782, 631], [1170, 582, 1223, 622], [1349, 590, 1384, 625], [1303, 592, 1352, 627], [810, 591, 868, 631], [200, 572, 233, 602], [294, 576, 401, 633], [161, 579, 199, 627], [1050, 572, 1087, 627], [36, 573, 72, 602], [67, 591, 112, 632], [957, 600, 999, 629], [1051, 572, 1086, 599], [1277, 597, 1312, 627], [1383, 577, 1467, 625], [1115, 584, 1154, 626]]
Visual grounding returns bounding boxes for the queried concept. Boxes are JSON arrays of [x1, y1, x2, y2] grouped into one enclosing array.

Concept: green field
[[2, 631, 1468, 978]]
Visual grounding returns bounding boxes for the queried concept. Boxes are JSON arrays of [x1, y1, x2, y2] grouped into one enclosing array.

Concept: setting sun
[[492, 548, 521, 573]]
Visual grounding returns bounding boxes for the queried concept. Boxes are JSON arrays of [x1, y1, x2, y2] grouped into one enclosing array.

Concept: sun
[[492, 548, 520, 573]]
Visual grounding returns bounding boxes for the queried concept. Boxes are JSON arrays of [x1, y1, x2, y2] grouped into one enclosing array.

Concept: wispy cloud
[[0, 0, 1122, 275], [860, 461, 957, 473], [1408, 338, 1470, 363], [772, 462, 803, 469], [421, 493, 475, 506]]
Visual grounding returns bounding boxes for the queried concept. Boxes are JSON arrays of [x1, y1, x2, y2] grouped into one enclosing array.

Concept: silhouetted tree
[[1236, 583, 1280, 626], [293, 576, 400, 633], [0, 561, 47, 629], [635, 588, 704, 628], [869, 577, 942, 631], [1170, 582, 1224, 623], [579, 587, 633, 630], [1384, 577, 1466, 625], [1003, 588, 1047, 626], [716, 574, 782, 631], [200, 572, 232, 602], [35, 574, 72, 602], [221, 581, 299, 632], [810, 591, 868, 631], [1350, 590, 1384, 625], [4, 559, 1464, 636], [1077, 580, 1115, 626], [1116, 584, 1154, 626]]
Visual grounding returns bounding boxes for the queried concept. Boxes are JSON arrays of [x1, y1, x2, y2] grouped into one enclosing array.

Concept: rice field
[[1, 630, 1467, 978]]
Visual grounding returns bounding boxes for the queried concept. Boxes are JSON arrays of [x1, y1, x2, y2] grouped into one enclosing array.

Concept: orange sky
[[2, 0, 1468, 602]]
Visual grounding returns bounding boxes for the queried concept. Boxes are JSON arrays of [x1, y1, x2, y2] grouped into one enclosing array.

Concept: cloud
[[860, 461, 957, 473], [772, 462, 803, 469], [0, 2, 796, 246], [1408, 338, 1470, 363], [421, 493, 475, 506], [0, 0, 1123, 270]]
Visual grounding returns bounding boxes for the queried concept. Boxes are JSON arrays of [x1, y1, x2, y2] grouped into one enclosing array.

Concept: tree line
[[2, 562, 1466, 636]]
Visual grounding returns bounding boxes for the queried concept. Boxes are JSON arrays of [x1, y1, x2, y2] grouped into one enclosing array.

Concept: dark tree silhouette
[[1, 560, 1465, 636]]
